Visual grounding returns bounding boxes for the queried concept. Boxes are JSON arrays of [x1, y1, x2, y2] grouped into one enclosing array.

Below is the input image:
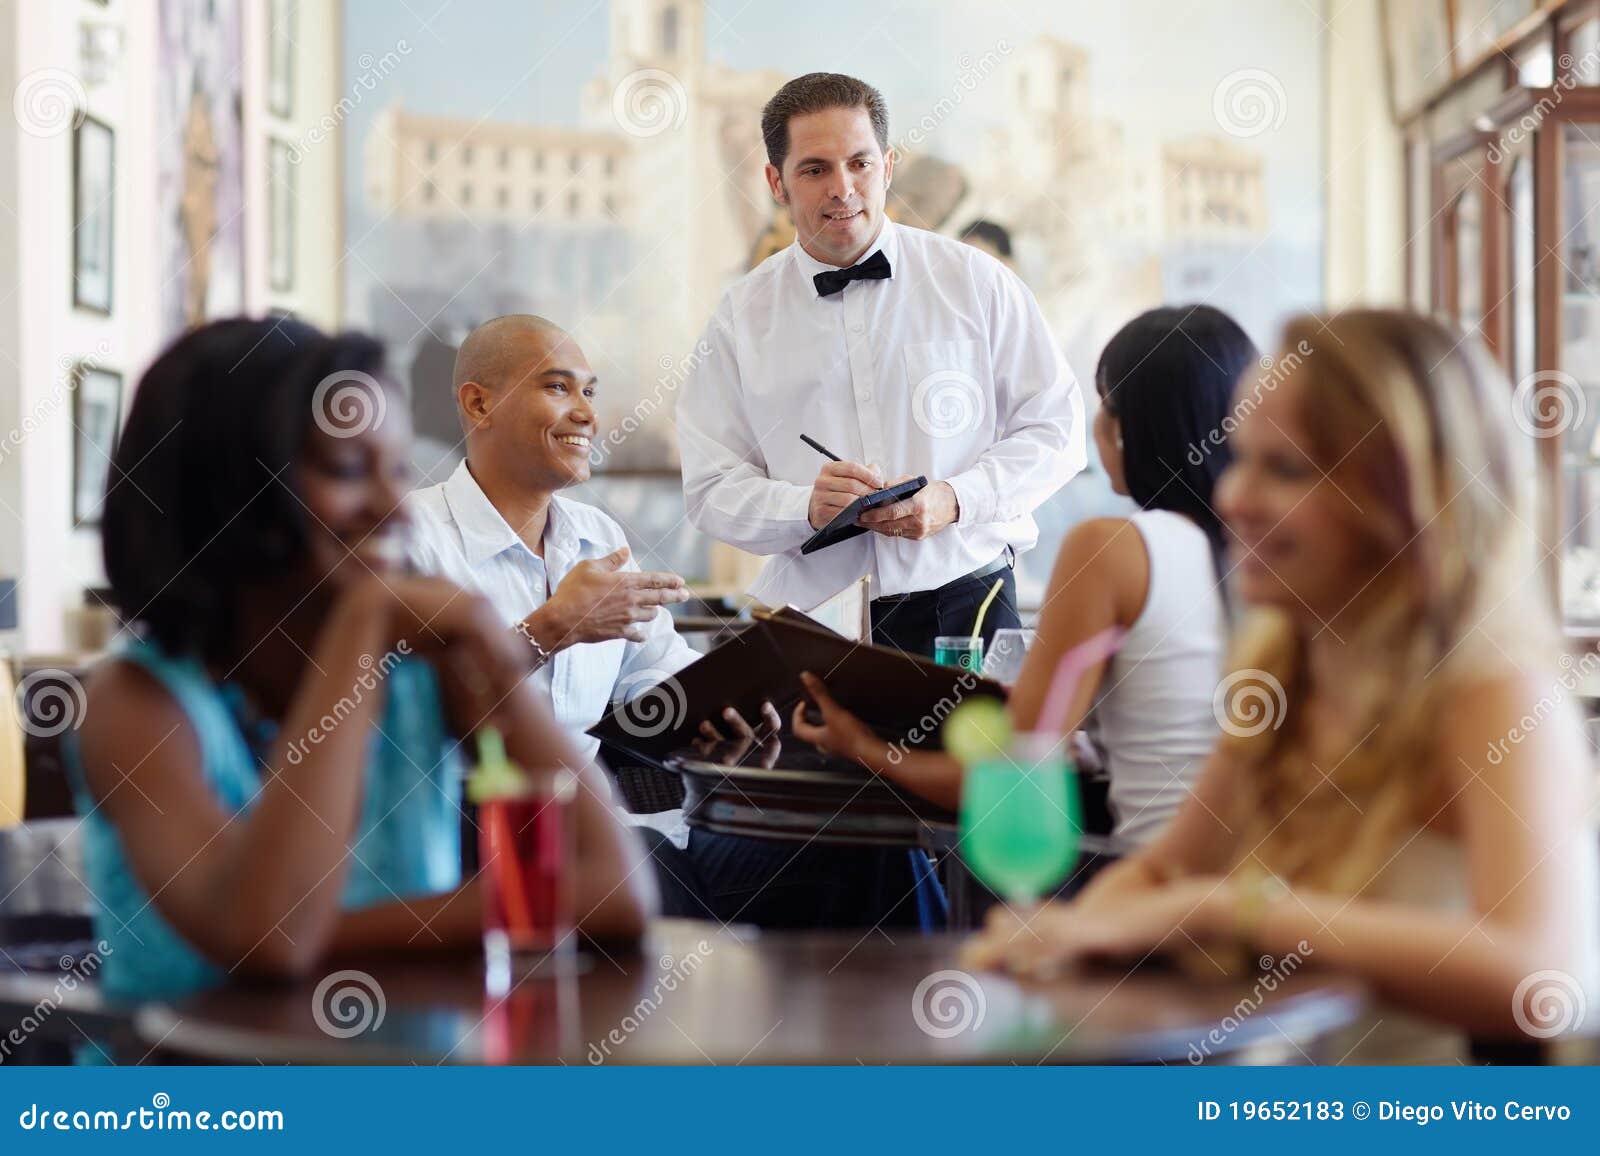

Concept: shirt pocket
[[902, 340, 993, 441]]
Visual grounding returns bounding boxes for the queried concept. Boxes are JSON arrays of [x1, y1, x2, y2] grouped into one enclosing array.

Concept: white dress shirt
[[407, 460, 699, 846], [677, 218, 1086, 610]]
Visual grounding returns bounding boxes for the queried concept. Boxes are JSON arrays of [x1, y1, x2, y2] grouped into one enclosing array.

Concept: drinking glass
[[934, 634, 984, 673], [958, 733, 1080, 905], [981, 628, 1036, 686], [480, 766, 576, 977]]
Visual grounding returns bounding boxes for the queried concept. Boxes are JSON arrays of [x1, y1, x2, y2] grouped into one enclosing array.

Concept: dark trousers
[[640, 828, 945, 931], [870, 565, 1021, 661]]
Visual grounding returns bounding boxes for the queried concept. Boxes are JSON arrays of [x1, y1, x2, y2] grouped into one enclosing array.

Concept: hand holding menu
[[589, 607, 1006, 764]]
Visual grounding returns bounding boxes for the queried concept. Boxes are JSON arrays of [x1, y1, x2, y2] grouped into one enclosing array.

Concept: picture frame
[[268, 137, 296, 292], [72, 364, 124, 527], [268, 0, 296, 119], [72, 114, 114, 315]]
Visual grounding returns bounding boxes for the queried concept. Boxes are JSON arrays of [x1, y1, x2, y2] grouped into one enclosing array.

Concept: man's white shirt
[[677, 218, 1086, 610], [408, 459, 698, 846]]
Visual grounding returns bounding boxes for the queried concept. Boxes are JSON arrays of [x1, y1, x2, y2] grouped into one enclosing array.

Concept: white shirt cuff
[[945, 469, 991, 526]]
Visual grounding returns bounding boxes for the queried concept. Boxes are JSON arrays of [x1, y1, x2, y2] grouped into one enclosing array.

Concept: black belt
[[871, 552, 1012, 605]]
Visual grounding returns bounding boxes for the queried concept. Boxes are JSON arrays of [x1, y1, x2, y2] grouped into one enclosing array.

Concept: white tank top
[[1087, 509, 1225, 845]]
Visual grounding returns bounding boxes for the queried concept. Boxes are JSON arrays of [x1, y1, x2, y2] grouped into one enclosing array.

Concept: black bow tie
[[813, 249, 891, 297]]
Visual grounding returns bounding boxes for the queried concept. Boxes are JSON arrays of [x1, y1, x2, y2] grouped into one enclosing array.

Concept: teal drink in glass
[[934, 634, 984, 672], [959, 734, 1080, 905]]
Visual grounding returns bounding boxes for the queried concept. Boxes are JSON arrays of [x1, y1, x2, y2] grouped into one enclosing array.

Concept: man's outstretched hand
[[523, 547, 689, 650]]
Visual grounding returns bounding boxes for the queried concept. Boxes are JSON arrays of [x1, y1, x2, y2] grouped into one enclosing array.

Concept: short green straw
[[969, 577, 1006, 642]]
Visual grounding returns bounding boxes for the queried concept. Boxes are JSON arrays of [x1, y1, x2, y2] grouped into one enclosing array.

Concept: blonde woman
[[966, 311, 1600, 1059]]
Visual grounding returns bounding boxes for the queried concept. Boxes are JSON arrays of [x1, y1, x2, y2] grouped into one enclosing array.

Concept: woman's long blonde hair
[[1221, 310, 1551, 893]]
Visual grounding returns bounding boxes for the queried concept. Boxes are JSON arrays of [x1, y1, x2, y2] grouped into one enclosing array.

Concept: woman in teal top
[[71, 318, 656, 999]]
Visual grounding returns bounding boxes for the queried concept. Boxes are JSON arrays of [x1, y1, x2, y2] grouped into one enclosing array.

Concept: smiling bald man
[[408, 315, 702, 847]]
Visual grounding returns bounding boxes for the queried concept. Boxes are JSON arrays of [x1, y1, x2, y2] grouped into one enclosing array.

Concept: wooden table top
[[128, 920, 1365, 1065]]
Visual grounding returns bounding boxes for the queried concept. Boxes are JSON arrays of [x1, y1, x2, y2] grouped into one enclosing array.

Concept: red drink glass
[[478, 767, 576, 976]]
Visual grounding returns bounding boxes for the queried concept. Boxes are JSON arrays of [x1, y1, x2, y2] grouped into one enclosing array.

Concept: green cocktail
[[958, 736, 1080, 905], [934, 634, 984, 672]]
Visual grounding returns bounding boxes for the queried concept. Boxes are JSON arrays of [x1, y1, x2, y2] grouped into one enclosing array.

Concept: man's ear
[[458, 380, 492, 429], [764, 162, 787, 205], [883, 145, 895, 192]]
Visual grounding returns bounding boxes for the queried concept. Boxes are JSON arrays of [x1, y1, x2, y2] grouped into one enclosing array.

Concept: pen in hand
[[800, 434, 842, 462]]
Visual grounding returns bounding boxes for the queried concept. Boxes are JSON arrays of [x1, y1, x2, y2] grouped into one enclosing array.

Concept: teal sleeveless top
[[64, 639, 463, 999]]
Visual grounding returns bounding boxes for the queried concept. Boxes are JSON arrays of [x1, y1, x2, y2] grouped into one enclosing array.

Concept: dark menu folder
[[588, 609, 1006, 766], [800, 475, 927, 555]]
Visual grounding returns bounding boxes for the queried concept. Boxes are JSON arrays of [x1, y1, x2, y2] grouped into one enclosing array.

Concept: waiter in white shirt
[[678, 72, 1086, 658]]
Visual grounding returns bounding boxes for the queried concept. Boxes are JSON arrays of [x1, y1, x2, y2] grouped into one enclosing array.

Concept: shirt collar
[[789, 216, 899, 284], [439, 460, 599, 568], [441, 460, 522, 568]]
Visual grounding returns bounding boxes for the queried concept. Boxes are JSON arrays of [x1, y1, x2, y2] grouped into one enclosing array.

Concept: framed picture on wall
[[72, 365, 123, 527], [268, 0, 296, 118], [268, 137, 296, 292], [72, 115, 114, 315]]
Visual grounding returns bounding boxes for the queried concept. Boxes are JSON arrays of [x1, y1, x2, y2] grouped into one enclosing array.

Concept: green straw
[[468, 726, 527, 804], [969, 577, 1006, 642], [476, 726, 507, 769]]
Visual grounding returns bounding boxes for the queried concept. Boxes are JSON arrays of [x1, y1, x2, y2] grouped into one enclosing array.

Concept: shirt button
[[850, 322, 864, 334], [859, 389, 872, 402]]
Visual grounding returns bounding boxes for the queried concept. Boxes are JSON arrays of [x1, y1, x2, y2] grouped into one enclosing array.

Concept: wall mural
[[339, 0, 1324, 591], [157, 0, 245, 338]]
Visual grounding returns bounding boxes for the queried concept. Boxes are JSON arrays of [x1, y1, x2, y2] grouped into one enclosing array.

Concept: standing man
[[678, 73, 1085, 658]]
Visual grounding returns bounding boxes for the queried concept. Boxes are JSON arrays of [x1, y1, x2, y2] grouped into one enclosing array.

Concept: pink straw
[[1037, 626, 1127, 737]]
